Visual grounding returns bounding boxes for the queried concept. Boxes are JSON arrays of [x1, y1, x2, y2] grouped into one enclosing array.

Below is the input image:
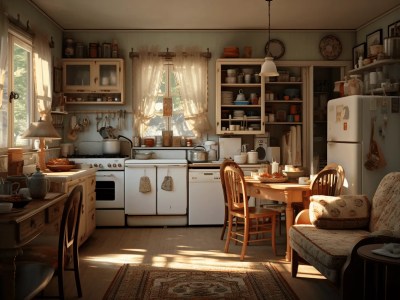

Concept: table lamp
[[21, 117, 61, 171]]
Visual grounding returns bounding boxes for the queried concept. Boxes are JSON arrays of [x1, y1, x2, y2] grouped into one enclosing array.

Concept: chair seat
[[15, 261, 55, 300]]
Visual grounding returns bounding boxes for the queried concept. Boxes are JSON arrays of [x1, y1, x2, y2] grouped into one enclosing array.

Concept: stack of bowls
[[225, 69, 237, 83], [221, 91, 234, 104]]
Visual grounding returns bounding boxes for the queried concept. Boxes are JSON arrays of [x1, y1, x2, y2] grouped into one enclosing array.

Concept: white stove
[[68, 155, 128, 227]]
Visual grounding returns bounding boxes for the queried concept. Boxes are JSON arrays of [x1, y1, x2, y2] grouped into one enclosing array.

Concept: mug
[[0, 181, 20, 195], [18, 187, 31, 199], [244, 74, 252, 83]]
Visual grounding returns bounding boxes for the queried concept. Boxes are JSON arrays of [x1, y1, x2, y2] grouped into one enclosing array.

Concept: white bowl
[[227, 69, 237, 77], [234, 154, 247, 164], [0, 202, 13, 212], [225, 77, 237, 84]]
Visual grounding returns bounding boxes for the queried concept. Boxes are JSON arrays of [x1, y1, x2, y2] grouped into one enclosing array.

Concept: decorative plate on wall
[[265, 39, 285, 59], [319, 35, 342, 60]]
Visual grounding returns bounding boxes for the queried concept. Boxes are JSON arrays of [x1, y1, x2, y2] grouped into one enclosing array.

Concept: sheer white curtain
[[173, 47, 210, 136], [33, 34, 52, 120], [0, 13, 8, 110], [131, 47, 163, 136]]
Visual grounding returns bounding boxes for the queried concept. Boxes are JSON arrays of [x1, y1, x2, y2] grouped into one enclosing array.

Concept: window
[[143, 63, 193, 137], [0, 29, 33, 149]]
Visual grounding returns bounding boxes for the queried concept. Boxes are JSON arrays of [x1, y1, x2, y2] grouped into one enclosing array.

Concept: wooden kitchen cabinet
[[48, 173, 96, 246], [62, 58, 124, 104], [216, 59, 265, 135]]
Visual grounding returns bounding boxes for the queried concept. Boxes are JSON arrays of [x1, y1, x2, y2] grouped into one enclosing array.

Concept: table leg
[[0, 249, 19, 299], [285, 198, 295, 262]]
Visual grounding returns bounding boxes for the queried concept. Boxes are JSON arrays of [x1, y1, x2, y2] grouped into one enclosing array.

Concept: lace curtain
[[172, 47, 210, 136], [0, 14, 7, 110], [132, 46, 210, 137], [131, 46, 164, 136], [33, 34, 52, 120]]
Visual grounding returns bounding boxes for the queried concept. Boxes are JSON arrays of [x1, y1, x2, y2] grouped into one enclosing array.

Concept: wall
[[63, 29, 355, 146]]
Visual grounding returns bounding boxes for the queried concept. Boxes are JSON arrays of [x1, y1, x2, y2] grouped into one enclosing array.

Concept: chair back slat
[[311, 169, 340, 196]]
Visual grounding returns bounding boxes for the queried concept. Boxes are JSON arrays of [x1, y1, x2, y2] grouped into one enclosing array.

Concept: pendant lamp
[[259, 0, 279, 77]]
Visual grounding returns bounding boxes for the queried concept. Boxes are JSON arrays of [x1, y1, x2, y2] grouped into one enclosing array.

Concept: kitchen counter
[[189, 162, 263, 169], [43, 167, 97, 182]]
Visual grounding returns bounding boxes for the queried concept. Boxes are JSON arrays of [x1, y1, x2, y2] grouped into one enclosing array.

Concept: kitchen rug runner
[[103, 262, 298, 299]]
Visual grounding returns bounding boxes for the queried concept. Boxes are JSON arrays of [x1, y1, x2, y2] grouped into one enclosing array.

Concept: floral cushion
[[309, 195, 370, 229]]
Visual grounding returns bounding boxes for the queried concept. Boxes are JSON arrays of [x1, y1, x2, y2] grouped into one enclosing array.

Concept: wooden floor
[[41, 225, 340, 299]]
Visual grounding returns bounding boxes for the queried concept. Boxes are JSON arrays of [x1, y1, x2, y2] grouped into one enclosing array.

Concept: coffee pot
[[28, 167, 50, 199]]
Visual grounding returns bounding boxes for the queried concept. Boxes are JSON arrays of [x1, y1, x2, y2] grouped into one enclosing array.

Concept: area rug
[[103, 262, 298, 299]]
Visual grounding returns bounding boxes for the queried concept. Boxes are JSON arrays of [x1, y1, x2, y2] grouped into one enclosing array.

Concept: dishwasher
[[188, 169, 224, 225]]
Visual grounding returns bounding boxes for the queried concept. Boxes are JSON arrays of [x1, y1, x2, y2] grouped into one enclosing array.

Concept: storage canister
[[89, 43, 98, 58]]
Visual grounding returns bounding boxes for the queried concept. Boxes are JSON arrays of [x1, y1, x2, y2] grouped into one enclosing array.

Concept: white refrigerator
[[327, 95, 400, 200]]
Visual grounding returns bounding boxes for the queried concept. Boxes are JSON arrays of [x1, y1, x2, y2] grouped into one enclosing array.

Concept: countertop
[[43, 167, 97, 182], [189, 162, 263, 169]]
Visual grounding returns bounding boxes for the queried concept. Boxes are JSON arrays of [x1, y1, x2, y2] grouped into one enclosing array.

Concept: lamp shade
[[259, 57, 279, 77], [21, 118, 61, 140]]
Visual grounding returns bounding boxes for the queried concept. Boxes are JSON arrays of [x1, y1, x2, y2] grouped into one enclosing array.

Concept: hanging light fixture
[[259, 0, 279, 77]]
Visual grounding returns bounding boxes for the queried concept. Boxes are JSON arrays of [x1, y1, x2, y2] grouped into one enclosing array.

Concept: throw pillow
[[309, 195, 370, 229]]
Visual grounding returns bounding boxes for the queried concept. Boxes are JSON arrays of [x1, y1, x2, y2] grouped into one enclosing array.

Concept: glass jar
[[64, 38, 74, 58], [348, 75, 363, 95]]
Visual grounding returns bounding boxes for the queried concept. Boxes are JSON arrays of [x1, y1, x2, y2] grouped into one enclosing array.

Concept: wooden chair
[[223, 163, 278, 260], [292, 164, 345, 220], [219, 159, 240, 240], [18, 185, 84, 299]]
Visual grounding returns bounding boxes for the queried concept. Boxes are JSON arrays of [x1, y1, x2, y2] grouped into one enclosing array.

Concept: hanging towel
[[161, 176, 173, 191], [139, 176, 151, 193]]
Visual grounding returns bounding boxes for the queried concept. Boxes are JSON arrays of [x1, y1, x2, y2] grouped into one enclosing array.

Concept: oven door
[[95, 171, 124, 209]]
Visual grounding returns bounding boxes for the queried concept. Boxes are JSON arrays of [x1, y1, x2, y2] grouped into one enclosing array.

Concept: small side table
[[357, 243, 400, 300]]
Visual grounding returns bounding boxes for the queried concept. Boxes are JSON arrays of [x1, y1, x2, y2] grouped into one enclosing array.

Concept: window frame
[[2, 27, 34, 150]]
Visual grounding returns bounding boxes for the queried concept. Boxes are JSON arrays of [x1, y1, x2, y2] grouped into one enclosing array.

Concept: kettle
[[28, 167, 50, 199], [236, 89, 245, 101]]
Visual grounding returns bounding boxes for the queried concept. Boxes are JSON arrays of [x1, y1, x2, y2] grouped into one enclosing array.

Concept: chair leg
[[241, 218, 250, 261], [73, 243, 83, 297], [291, 248, 299, 277], [220, 207, 228, 240], [224, 214, 233, 253], [271, 214, 277, 256]]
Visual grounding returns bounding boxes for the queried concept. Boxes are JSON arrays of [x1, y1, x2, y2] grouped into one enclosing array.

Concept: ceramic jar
[[28, 168, 49, 199]]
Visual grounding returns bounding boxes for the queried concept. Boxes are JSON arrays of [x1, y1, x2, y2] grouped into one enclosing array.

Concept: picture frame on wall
[[366, 29, 382, 56], [388, 21, 400, 37], [352, 43, 366, 68]]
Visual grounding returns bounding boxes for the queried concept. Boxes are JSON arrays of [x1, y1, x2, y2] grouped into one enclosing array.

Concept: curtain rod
[[129, 48, 211, 59], [8, 14, 35, 37]]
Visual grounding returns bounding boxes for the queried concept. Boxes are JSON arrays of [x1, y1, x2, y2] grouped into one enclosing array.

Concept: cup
[[229, 124, 236, 131], [298, 177, 309, 185], [244, 74, 252, 83], [18, 187, 31, 198], [0, 181, 20, 195]]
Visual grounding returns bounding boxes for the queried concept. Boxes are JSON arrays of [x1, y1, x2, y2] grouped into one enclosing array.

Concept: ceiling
[[28, 0, 399, 31]]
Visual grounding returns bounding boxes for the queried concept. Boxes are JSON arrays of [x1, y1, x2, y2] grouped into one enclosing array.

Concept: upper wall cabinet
[[62, 58, 124, 105], [216, 59, 265, 135]]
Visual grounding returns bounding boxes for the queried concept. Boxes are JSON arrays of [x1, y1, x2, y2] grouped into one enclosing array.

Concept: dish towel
[[139, 176, 151, 193], [161, 176, 173, 191]]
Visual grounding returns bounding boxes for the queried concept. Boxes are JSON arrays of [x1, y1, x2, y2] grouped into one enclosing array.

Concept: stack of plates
[[222, 91, 233, 104], [233, 110, 245, 118]]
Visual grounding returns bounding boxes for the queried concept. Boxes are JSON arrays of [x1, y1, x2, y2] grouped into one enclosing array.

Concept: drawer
[[46, 200, 65, 223], [18, 211, 46, 243], [87, 175, 96, 192], [87, 191, 96, 211]]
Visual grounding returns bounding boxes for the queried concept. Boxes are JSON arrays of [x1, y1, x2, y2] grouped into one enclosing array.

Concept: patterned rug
[[103, 262, 298, 300]]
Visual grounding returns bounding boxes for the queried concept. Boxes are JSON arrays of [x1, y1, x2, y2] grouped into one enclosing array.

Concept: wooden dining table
[[245, 177, 311, 261], [0, 192, 67, 299]]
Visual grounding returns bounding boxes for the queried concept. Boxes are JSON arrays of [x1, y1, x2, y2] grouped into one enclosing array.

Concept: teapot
[[236, 89, 245, 101], [28, 167, 50, 199]]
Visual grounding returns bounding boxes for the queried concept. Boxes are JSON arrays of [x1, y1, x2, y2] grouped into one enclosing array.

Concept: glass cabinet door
[[98, 63, 119, 90], [64, 62, 91, 91]]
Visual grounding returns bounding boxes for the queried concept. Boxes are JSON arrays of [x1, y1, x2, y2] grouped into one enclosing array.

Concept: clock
[[319, 35, 342, 60], [265, 39, 285, 59]]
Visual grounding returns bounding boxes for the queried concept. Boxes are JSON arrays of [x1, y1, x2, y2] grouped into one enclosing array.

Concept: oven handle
[[96, 174, 116, 178]]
